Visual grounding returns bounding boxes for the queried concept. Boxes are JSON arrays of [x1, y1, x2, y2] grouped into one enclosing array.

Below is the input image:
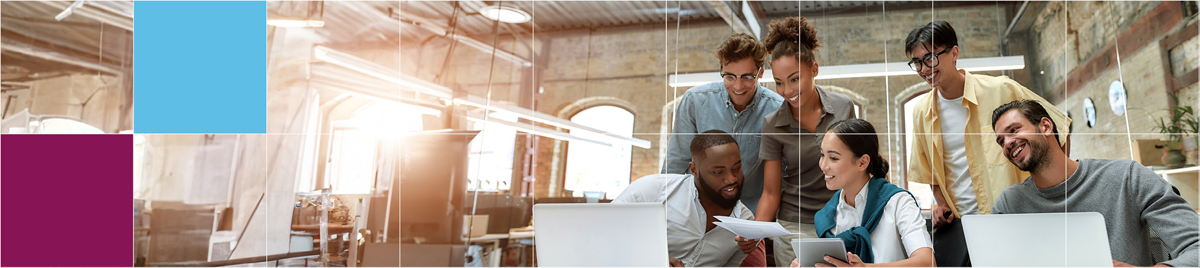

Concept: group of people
[[613, 17, 1199, 267]]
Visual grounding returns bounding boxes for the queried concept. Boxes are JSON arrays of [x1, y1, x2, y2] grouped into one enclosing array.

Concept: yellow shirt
[[906, 70, 1071, 216]]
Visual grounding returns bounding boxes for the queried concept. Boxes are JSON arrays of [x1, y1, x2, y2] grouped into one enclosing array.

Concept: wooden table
[[291, 223, 355, 234], [291, 223, 357, 266]]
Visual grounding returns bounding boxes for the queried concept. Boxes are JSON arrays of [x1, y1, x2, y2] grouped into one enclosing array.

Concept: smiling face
[[722, 57, 762, 108], [993, 110, 1053, 173], [818, 131, 869, 191], [909, 45, 958, 89], [690, 143, 744, 209], [772, 56, 815, 109]]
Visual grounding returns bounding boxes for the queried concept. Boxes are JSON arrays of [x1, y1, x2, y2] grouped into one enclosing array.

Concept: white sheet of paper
[[712, 216, 798, 240]]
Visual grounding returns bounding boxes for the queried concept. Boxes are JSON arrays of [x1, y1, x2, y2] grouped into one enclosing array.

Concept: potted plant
[[1153, 92, 1199, 168]]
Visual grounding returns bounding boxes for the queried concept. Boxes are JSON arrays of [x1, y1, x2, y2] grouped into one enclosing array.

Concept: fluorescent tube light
[[668, 55, 1026, 87], [466, 112, 612, 147], [310, 46, 651, 149], [313, 46, 452, 99], [454, 95, 652, 149]]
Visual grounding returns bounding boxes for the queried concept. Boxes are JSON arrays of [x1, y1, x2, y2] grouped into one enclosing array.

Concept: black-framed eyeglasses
[[908, 48, 952, 72], [721, 73, 759, 83]]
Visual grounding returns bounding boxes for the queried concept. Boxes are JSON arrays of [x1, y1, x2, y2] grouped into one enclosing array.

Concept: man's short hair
[[904, 20, 959, 56], [716, 33, 768, 69], [690, 129, 739, 159], [992, 100, 1061, 146]]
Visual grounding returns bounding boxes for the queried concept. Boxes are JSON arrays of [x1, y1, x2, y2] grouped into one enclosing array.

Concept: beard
[[695, 173, 742, 210], [1011, 136, 1051, 174]]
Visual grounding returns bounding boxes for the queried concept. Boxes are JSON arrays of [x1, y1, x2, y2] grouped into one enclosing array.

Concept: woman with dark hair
[[809, 119, 934, 267], [748, 16, 857, 267]]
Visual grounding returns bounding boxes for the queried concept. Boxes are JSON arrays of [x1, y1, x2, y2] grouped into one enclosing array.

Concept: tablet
[[793, 238, 848, 267]]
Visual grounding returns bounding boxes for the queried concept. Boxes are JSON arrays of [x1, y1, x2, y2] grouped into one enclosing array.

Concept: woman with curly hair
[[748, 16, 856, 266]]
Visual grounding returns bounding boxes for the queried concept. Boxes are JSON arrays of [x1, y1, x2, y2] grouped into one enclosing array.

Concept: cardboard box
[[399, 244, 467, 267], [1133, 139, 1168, 166], [462, 214, 489, 237], [363, 243, 400, 267]]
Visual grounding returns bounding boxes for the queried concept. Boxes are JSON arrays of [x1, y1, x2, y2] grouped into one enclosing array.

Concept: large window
[[327, 128, 377, 194], [322, 103, 428, 194], [467, 112, 518, 191], [903, 91, 935, 209], [564, 106, 635, 198]]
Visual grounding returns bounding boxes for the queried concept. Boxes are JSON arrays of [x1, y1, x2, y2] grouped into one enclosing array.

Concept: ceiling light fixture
[[668, 55, 1026, 87], [465, 112, 612, 147], [311, 46, 651, 149], [479, 6, 530, 23]]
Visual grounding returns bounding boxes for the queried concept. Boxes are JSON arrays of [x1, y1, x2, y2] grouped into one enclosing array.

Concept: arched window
[[564, 106, 635, 199], [903, 91, 935, 209]]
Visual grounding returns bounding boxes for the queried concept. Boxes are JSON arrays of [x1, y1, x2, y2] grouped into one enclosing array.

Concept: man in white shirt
[[614, 130, 757, 267]]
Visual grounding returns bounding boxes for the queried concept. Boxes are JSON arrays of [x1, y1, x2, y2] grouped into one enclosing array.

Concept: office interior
[[0, 1, 134, 134], [129, 1, 1199, 267]]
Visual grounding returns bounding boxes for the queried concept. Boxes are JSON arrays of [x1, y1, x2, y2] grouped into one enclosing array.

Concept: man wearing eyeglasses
[[903, 21, 1072, 267], [663, 33, 784, 219]]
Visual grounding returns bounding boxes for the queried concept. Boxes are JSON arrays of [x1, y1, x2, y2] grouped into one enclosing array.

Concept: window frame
[[562, 105, 637, 198]]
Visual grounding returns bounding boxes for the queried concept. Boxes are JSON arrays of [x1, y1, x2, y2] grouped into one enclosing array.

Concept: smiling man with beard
[[615, 130, 757, 267], [902, 20, 1073, 267], [990, 100, 1199, 267]]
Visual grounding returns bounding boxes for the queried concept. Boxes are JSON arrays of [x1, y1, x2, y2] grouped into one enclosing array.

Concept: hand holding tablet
[[793, 238, 849, 267]]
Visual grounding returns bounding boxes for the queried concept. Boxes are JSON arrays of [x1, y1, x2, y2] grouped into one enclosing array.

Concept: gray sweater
[[992, 159, 1199, 267]]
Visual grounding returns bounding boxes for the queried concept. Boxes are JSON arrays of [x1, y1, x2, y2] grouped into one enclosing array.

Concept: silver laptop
[[962, 212, 1113, 267], [533, 203, 669, 267]]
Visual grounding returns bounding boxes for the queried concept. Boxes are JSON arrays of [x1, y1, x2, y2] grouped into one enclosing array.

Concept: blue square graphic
[[134, 1, 266, 133]]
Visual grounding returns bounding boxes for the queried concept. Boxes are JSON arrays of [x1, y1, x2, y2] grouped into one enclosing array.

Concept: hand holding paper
[[713, 216, 798, 240]]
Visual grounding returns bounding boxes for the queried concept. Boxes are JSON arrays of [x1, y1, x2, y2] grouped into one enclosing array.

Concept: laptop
[[962, 212, 1113, 267], [533, 203, 669, 267]]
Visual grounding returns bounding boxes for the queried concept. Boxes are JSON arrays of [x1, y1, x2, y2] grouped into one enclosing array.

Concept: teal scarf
[[813, 177, 917, 264]]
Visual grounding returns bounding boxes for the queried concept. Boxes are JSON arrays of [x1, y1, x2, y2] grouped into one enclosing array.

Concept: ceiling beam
[[747, 1, 767, 20], [40, 1, 133, 32], [709, 1, 753, 36], [0, 38, 121, 75], [311, 46, 652, 149], [1003, 1, 1031, 43], [0, 29, 126, 67], [805, 1, 1016, 17], [84, 1, 134, 19], [394, 9, 532, 67], [741, 1, 762, 39]]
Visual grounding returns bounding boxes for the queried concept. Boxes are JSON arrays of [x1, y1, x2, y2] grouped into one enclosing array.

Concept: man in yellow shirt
[[903, 20, 1071, 266]]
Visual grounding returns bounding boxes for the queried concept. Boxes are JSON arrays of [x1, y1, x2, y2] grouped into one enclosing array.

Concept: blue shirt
[[661, 81, 785, 213]]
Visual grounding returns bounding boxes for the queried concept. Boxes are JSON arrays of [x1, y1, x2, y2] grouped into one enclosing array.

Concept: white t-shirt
[[613, 174, 755, 267], [831, 185, 933, 263], [936, 92, 980, 216]]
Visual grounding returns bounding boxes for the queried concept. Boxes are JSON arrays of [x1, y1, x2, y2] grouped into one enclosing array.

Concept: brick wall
[[804, 5, 1010, 181], [1011, 1, 1200, 164], [403, 2, 1197, 197], [406, 4, 1016, 197]]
